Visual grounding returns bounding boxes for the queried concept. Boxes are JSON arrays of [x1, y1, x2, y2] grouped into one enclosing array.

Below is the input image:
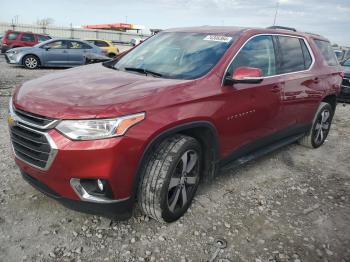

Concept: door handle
[[62, 50, 68, 53], [270, 85, 281, 93]]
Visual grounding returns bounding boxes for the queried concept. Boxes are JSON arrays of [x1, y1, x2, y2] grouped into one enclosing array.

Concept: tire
[[298, 102, 333, 148], [138, 135, 202, 223], [23, 55, 40, 69]]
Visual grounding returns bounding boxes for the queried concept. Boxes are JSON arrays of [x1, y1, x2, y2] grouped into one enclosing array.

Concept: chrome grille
[[10, 125, 52, 169], [14, 108, 55, 128], [9, 101, 58, 171]]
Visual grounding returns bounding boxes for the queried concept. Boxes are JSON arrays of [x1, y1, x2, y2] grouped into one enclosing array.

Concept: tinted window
[[300, 39, 313, 69], [278, 36, 305, 74], [228, 35, 276, 77], [21, 33, 35, 42], [94, 40, 109, 47], [7, 32, 19, 40], [68, 41, 92, 49], [44, 40, 68, 49], [315, 40, 339, 66], [37, 35, 50, 42], [343, 59, 350, 67]]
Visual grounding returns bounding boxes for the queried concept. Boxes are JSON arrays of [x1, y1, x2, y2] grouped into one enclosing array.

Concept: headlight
[[8, 50, 19, 54], [55, 112, 145, 140]]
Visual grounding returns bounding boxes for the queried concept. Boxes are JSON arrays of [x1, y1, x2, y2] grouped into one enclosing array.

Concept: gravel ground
[[0, 54, 349, 262]]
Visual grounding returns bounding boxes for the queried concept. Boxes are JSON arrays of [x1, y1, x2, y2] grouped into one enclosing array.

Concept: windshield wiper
[[124, 67, 162, 77]]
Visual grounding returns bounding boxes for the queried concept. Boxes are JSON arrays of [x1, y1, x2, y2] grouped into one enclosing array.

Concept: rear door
[[275, 35, 319, 128], [41, 40, 69, 66], [67, 40, 93, 65], [19, 33, 36, 47]]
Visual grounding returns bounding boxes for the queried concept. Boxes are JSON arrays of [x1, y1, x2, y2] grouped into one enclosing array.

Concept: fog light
[[97, 179, 104, 191]]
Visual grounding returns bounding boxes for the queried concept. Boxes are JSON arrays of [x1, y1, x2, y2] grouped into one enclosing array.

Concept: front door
[[218, 35, 284, 157], [42, 40, 69, 67]]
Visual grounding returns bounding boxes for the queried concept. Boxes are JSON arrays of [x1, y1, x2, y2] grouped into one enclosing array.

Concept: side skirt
[[220, 133, 304, 171]]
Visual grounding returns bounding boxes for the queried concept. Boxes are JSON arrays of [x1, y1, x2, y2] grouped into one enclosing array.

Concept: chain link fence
[[0, 22, 149, 43]]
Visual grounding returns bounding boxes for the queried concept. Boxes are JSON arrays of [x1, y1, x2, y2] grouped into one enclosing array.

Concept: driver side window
[[44, 40, 68, 49], [228, 35, 276, 77]]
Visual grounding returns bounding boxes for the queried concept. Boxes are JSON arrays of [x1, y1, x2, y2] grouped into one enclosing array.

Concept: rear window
[[37, 35, 51, 42], [277, 36, 305, 74], [21, 33, 35, 42], [314, 40, 338, 66], [94, 40, 109, 47], [7, 32, 19, 40]]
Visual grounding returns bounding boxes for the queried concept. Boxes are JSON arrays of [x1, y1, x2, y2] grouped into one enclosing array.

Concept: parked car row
[[1, 30, 121, 68]]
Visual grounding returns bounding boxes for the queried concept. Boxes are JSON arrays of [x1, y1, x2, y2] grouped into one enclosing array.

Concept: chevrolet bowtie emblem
[[7, 115, 15, 126]]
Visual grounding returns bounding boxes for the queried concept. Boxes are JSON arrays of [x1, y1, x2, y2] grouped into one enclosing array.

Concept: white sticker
[[203, 35, 232, 42]]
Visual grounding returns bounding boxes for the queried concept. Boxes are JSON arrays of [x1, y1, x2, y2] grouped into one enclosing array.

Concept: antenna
[[273, 1, 280, 26]]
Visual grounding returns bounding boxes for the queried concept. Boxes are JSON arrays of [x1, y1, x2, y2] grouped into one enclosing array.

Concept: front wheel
[[298, 102, 333, 148], [138, 135, 202, 223], [23, 55, 40, 69]]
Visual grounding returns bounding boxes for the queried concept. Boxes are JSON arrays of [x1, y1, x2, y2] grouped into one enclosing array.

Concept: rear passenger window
[[21, 33, 35, 42], [94, 40, 109, 47], [314, 40, 338, 66], [37, 35, 50, 42], [300, 39, 312, 68], [228, 35, 276, 77], [277, 36, 305, 74]]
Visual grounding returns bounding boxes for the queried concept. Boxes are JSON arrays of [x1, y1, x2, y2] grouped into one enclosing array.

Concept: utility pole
[[273, 0, 280, 26]]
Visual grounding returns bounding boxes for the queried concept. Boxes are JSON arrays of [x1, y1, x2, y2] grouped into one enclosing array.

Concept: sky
[[0, 0, 349, 46]]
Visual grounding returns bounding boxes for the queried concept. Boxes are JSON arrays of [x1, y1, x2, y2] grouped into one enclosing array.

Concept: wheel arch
[[322, 94, 337, 113], [131, 121, 221, 200], [21, 54, 41, 66]]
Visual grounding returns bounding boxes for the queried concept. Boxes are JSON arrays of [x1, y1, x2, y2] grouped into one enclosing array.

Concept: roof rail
[[304, 32, 322, 37], [267, 26, 297, 32]]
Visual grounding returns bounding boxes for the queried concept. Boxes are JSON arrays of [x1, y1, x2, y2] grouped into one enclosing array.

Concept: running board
[[220, 134, 304, 171]]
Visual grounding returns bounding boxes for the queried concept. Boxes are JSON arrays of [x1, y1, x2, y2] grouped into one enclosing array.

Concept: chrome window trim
[[221, 33, 316, 86]]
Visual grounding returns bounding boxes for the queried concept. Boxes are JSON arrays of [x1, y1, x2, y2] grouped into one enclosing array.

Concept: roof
[[163, 26, 329, 41]]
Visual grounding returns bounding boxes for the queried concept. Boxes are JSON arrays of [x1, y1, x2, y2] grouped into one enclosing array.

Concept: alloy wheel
[[167, 150, 199, 213], [25, 57, 38, 69], [313, 109, 331, 145]]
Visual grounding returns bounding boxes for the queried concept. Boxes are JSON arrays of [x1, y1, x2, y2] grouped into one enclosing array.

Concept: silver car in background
[[5, 38, 108, 69]]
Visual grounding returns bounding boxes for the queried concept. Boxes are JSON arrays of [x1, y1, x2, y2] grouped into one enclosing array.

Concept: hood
[[13, 63, 192, 119], [342, 66, 350, 77], [7, 46, 34, 53]]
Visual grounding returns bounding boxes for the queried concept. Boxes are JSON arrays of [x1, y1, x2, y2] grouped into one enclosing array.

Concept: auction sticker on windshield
[[203, 35, 232, 42]]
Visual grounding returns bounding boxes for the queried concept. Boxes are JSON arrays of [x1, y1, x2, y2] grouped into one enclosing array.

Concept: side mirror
[[224, 66, 264, 85], [43, 46, 51, 51]]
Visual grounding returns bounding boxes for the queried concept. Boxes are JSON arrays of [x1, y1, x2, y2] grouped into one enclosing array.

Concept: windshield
[[113, 32, 235, 79]]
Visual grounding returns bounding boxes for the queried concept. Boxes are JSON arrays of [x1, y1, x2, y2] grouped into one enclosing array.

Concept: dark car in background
[[5, 38, 108, 69], [1, 30, 51, 53], [339, 58, 350, 102]]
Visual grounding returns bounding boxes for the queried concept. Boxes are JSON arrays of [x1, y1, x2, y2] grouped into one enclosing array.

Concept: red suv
[[8, 26, 342, 222], [1, 30, 51, 53]]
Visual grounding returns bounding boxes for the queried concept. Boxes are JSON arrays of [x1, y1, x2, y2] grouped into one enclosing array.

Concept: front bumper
[[22, 171, 133, 219], [5, 52, 21, 64]]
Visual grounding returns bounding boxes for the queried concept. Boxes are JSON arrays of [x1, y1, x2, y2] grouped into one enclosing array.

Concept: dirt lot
[[0, 54, 349, 262]]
